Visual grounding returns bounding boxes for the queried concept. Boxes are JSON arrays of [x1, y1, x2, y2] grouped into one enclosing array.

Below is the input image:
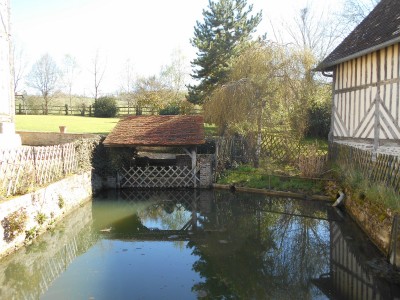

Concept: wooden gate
[[118, 166, 198, 188]]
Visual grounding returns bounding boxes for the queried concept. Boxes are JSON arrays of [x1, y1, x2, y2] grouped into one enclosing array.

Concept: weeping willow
[[204, 41, 288, 166]]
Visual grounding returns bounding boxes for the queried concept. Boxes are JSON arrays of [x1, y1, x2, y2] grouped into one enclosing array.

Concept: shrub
[[305, 101, 331, 139], [58, 195, 65, 209], [25, 227, 38, 242], [159, 104, 180, 115], [35, 212, 47, 225], [2, 208, 28, 242], [298, 143, 327, 177], [93, 97, 119, 117]]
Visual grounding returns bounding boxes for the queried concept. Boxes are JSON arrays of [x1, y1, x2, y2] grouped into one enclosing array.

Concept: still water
[[0, 189, 399, 299]]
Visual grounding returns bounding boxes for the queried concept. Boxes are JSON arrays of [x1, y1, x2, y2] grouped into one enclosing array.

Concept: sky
[[10, 0, 345, 96]]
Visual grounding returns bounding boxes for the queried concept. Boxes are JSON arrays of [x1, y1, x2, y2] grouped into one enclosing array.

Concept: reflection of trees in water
[[138, 200, 192, 230], [188, 191, 330, 299], [93, 190, 331, 298], [100, 190, 196, 232]]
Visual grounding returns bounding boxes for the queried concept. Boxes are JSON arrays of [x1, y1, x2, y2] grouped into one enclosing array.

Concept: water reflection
[[0, 189, 398, 299], [0, 201, 96, 300]]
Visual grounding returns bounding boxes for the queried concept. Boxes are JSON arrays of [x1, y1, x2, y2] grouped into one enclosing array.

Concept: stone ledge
[[0, 171, 93, 259], [212, 184, 332, 201]]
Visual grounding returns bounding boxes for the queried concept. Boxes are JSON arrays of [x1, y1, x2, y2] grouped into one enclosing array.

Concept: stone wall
[[199, 155, 213, 188], [344, 188, 393, 256], [17, 131, 100, 146], [0, 171, 93, 258]]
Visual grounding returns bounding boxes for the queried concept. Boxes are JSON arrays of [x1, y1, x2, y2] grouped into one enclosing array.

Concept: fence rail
[[15, 104, 202, 117], [0, 143, 78, 197]]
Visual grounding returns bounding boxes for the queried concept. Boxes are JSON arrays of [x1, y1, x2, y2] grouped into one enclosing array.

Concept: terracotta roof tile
[[317, 0, 400, 71], [103, 115, 205, 147]]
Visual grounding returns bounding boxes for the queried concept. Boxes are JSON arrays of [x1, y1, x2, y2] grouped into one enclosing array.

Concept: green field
[[15, 115, 120, 135], [15, 115, 216, 136]]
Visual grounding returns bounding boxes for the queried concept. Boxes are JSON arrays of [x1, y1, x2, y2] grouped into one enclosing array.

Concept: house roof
[[316, 0, 400, 71], [103, 115, 205, 147]]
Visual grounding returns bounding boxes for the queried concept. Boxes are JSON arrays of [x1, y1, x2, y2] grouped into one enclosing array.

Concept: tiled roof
[[103, 115, 205, 147], [316, 0, 400, 71]]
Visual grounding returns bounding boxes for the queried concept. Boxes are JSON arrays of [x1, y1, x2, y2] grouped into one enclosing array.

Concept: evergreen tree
[[187, 0, 262, 105]]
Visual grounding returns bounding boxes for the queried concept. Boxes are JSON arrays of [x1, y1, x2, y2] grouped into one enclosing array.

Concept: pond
[[0, 189, 399, 299]]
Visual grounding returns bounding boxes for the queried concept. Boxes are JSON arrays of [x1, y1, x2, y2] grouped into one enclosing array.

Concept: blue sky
[[10, 0, 344, 96]]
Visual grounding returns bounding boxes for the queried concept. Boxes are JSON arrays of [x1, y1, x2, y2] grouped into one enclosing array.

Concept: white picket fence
[[0, 143, 77, 197]]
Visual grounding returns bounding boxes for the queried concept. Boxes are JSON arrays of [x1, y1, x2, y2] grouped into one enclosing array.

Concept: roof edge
[[316, 36, 400, 71]]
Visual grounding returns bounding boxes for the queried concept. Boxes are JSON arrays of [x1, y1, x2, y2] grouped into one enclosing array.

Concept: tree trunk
[[254, 100, 265, 168]]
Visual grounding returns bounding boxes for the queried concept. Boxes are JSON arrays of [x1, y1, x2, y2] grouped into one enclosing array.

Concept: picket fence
[[0, 143, 77, 197], [330, 143, 400, 192]]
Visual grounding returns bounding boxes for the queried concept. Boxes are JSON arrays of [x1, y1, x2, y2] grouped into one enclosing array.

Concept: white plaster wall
[[0, 0, 13, 122]]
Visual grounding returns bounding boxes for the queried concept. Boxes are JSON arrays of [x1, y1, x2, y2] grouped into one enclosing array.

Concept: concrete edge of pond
[[212, 184, 333, 202], [0, 171, 93, 259]]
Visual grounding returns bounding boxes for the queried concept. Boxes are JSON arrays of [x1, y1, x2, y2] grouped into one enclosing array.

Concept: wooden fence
[[0, 143, 78, 197], [216, 132, 328, 175], [330, 143, 400, 192], [15, 104, 202, 117]]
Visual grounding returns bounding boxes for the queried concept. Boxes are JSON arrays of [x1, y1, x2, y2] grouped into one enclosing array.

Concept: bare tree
[[340, 0, 380, 29], [119, 58, 135, 114], [12, 42, 27, 95], [26, 53, 60, 115], [284, 5, 344, 61], [91, 50, 106, 101], [160, 48, 189, 100], [62, 54, 79, 114]]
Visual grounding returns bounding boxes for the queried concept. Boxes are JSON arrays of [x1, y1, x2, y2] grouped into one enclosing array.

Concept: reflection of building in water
[[0, 202, 97, 299], [313, 210, 400, 299]]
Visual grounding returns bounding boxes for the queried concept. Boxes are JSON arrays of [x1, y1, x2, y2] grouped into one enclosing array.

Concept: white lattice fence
[[0, 143, 78, 197], [34, 145, 64, 185], [0, 147, 34, 196], [119, 166, 196, 188]]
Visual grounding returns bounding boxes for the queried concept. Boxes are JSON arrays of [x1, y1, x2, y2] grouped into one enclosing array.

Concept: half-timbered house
[[317, 0, 400, 156]]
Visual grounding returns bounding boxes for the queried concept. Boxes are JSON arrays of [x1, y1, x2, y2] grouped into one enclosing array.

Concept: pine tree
[[187, 0, 262, 105]]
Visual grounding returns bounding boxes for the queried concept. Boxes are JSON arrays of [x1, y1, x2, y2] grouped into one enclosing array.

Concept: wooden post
[[374, 93, 381, 153], [191, 148, 197, 188], [183, 147, 198, 188]]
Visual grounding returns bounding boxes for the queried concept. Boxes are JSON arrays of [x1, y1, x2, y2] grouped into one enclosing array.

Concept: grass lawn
[[15, 115, 217, 136], [217, 165, 327, 195], [15, 115, 120, 135]]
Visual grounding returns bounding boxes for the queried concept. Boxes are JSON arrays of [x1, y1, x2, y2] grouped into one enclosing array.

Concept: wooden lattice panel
[[119, 166, 196, 188], [0, 142, 79, 197], [260, 133, 301, 163], [0, 147, 34, 196]]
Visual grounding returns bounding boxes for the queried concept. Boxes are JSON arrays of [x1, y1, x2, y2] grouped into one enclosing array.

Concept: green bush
[[305, 101, 331, 139], [159, 104, 180, 115], [93, 97, 119, 117]]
